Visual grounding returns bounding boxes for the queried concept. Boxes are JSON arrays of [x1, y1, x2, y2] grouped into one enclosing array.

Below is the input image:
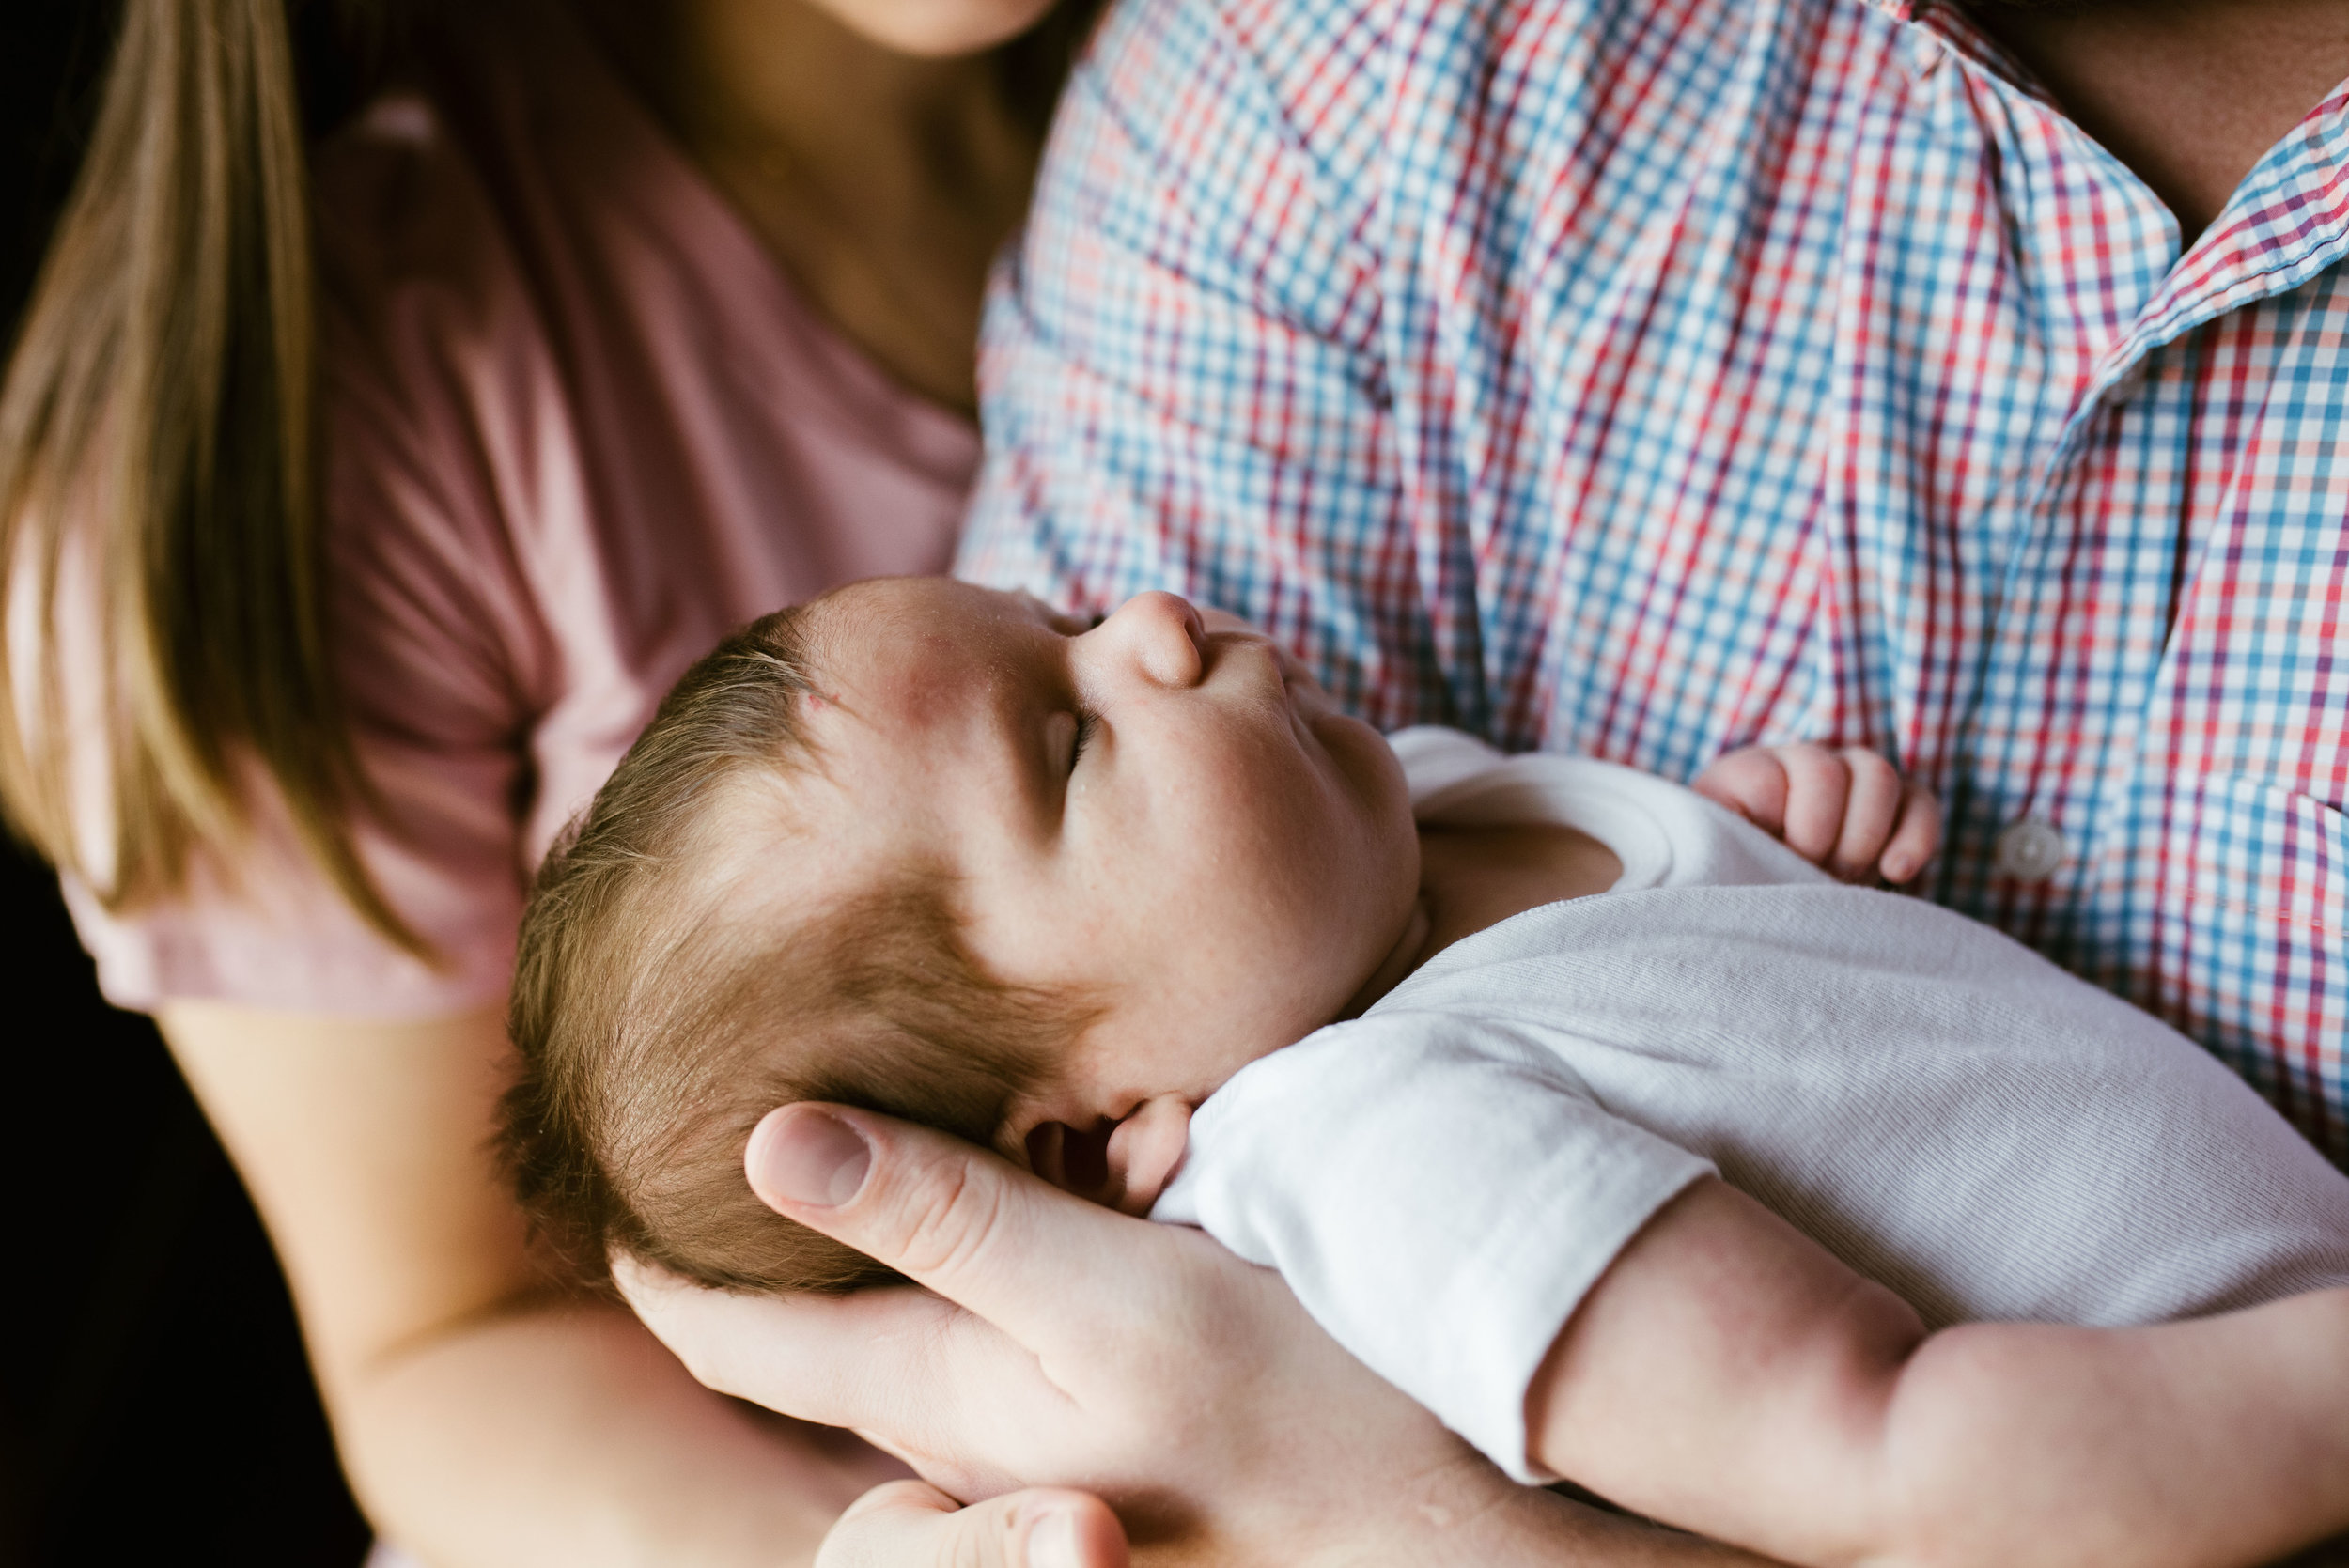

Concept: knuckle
[[689, 1358, 756, 1405], [1843, 747, 1892, 784], [945, 1515, 1004, 1568], [880, 1149, 1013, 1282], [817, 1482, 952, 1568], [660, 1327, 744, 1396], [671, 1348, 725, 1393]]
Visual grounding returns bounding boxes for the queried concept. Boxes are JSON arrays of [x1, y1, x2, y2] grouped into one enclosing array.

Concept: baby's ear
[[1014, 1117, 1112, 1199], [1101, 1095, 1191, 1217], [1010, 1097, 1192, 1217]]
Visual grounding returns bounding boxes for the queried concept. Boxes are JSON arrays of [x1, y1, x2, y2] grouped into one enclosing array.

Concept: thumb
[[745, 1103, 1152, 1338], [818, 1481, 1128, 1568]]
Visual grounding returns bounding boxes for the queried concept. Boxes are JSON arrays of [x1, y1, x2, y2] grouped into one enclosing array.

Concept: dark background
[[0, 5, 373, 1563]]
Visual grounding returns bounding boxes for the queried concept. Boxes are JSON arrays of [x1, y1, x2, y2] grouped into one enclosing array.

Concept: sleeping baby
[[502, 577, 2349, 1568]]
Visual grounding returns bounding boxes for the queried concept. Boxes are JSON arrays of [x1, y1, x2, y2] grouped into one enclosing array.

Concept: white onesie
[[1153, 728, 2349, 1482]]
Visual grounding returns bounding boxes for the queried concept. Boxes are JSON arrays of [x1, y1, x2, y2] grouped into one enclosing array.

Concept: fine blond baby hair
[[501, 599, 1090, 1294]]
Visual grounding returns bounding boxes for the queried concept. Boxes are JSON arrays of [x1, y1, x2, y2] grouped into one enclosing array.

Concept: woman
[[0, 2, 1767, 1561], [0, 0, 1117, 1560]]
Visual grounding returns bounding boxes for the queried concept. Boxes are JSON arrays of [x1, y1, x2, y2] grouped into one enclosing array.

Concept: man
[[962, 0, 2349, 1155], [637, 3, 2349, 1562]]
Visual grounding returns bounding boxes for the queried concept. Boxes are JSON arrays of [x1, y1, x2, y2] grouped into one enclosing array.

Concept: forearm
[[1238, 1452, 1777, 1568], [1389, 1476, 1780, 1568], [1533, 1177, 2349, 1568], [339, 1296, 894, 1567], [1530, 1180, 1925, 1563], [161, 1004, 894, 1567], [1878, 1290, 2349, 1568]]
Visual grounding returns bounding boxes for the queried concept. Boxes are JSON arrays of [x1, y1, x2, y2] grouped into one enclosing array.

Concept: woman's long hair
[[0, 0, 1092, 950], [0, 0, 421, 947]]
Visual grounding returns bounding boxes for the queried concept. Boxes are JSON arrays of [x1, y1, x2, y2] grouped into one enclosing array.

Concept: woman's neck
[[1341, 822, 1623, 1017], [572, 0, 1042, 411]]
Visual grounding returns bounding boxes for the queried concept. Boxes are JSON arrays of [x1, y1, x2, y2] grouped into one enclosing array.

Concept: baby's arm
[[1530, 1177, 2349, 1568], [1694, 743, 1939, 884]]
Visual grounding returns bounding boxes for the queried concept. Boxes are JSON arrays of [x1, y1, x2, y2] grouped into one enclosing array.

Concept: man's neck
[[1962, 0, 2349, 242]]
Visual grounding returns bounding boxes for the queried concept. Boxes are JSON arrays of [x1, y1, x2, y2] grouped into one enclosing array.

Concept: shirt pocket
[[2148, 776, 2349, 932], [2120, 774, 2347, 1157]]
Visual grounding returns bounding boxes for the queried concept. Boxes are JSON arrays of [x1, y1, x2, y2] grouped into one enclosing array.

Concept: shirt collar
[[2132, 80, 2349, 358]]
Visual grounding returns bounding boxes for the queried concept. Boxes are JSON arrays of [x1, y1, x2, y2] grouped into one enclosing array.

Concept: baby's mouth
[[1264, 640, 1302, 693], [1273, 644, 1328, 714], [1213, 629, 1325, 725]]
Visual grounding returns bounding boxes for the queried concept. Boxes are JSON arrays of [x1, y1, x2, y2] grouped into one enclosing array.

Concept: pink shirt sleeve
[[63, 0, 976, 1017]]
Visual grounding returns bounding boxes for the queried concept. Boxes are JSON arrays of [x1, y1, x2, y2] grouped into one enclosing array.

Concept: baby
[[505, 577, 2349, 1568]]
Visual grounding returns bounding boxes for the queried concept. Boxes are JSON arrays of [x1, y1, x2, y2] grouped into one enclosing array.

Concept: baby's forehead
[[685, 758, 881, 923], [782, 582, 1078, 845], [804, 582, 1052, 721], [810, 577, 1049, 654]]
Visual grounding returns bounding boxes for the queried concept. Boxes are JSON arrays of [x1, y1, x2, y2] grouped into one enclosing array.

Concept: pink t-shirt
[[62, 0, 975, 1016]]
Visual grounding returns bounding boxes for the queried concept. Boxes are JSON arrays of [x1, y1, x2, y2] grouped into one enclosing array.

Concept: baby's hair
[[502, 599, 1095, 1295]]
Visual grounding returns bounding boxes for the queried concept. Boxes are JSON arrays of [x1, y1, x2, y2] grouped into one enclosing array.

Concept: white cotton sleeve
[[1152, 1017, 1714, 1482]]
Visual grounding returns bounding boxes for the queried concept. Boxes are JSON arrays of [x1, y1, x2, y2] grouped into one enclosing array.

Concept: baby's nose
[[1099, 591, 1206, 687]]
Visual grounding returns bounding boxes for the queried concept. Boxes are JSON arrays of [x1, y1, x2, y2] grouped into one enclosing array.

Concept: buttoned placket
[[1902, 27, 2349, 963]]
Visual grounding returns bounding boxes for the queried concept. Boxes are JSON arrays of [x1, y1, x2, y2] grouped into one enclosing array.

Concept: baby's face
[[776, 579, 1420, 1124]]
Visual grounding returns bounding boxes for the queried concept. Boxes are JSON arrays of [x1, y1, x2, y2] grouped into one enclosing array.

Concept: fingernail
[[1024, 1507, 1081, 1568], [747, 1108, 871, 1208]]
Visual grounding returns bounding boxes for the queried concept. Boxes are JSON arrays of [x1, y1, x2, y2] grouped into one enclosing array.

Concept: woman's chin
[[819, 0, 1060, 56]]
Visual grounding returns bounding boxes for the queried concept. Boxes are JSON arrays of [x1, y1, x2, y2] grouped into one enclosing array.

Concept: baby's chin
[[1277, 654, 1371, 745], [1325, 706, 1412, 809]]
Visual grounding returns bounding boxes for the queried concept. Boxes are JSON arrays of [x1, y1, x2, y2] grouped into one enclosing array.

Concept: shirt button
[[1993, 816, 2067, 882]]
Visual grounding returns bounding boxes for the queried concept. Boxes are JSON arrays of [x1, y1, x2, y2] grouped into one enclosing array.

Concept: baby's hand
[[1693, 743, 1940, 885]]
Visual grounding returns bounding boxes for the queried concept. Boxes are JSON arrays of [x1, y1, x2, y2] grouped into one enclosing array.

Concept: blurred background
[[0, 6, 372, 1562]]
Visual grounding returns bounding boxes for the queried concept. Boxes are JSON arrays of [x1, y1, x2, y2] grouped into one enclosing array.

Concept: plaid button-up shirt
[[960, 0, 2349, 1157]]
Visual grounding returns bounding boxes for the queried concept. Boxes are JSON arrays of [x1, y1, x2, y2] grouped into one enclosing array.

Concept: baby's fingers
[[1828, 747, 1905, 881], [1772, 744, 1854, 864], [1691, 747, 1792, 836], [1877, 779, 1943, 886]]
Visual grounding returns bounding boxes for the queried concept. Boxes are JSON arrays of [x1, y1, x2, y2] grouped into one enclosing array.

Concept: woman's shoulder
[[302, 0, 973, 890], [311, 90, 506, 331], [306, 5, 612, 378], [307, 0, 977, 536]]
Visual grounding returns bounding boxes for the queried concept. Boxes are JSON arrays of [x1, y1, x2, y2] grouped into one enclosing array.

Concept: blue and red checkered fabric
[[961, 0, 2349, 1156]]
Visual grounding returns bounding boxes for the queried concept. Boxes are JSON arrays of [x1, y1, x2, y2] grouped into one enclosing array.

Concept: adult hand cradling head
[[618, 1101, 1740, 1567]]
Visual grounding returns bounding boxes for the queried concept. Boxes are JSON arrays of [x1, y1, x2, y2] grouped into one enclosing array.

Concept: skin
[[570, 0, 1046, 411], [164, 1, 2349, 1564], [767, 581, 1933, 1194], [729, 578, 2349, 1567], [1965, 0, 2349, 243], [629, 1104, 1777, 1568], [778, 580, 1423, 1141], [1692, 744, 1939, 889], [1528, 1185, 2349, 1568]]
